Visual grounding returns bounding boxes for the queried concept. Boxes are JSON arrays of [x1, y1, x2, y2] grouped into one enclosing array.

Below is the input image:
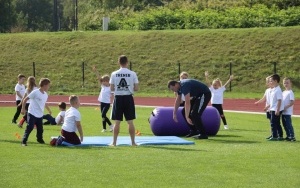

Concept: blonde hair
[[69, 95, 79, 106], [212, 78, 222, 87], [26, 76, 36, 93], [180, 72, 189, 80], [100, 75, 110, 83]]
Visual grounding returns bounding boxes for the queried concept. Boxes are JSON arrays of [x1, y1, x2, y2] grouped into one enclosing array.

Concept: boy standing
[[168, 79, 211, 139], [21, 78, 51, 146], [43, 102, 66, 125], [282, 78, 296, 141], [268, 74, 284, 141], [12, 74, 26, 124], [60, 95, 83, 145], [109, 55, 139, 146]]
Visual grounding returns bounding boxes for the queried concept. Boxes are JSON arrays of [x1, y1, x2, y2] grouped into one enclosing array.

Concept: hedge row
[[102, 4, 300, 30]]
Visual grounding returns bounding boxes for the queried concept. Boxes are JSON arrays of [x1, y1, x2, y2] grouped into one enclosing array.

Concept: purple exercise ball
[[149, 106, 220, 136]]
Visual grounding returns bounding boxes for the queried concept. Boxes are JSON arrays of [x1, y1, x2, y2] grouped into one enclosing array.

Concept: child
[[205, 71, 233, 130], [12, 74, 26, 124], [254, 76, 273, 139], [60, 95, 83, 145], [43, 102, 66, 125], [109, 55, 139, 146], [20, 78, 52, 146], [18, 76, 38, 128], [92, 66, 113, 132], [268, 74, 284, 141], [282, 77, 296, 141]]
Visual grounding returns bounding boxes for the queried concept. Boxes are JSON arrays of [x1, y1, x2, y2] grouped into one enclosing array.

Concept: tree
[[0, 0, 16, 32]]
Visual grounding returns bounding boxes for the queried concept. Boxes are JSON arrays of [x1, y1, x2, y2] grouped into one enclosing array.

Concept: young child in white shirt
[[268, 74, 284, 141], [282, 77, 296, 141], [43, 102, 66, 125], [60, 95, 83, 145], [20, 78, 51, 146], [93, 66, 113, 132], [205, 71, 233, 130], [12, 74, 26, 124]]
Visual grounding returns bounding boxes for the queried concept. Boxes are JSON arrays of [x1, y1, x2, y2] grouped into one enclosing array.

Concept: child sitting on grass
[[58, 95, 83, 145], [43, 102, 66, 125]]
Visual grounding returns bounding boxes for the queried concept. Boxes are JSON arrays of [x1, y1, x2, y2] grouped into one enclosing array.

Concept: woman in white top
[[205, 71, 233, 130]]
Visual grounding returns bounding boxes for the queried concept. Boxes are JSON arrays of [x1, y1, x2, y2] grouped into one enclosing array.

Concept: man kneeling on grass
[[57, 95, 83, 145]]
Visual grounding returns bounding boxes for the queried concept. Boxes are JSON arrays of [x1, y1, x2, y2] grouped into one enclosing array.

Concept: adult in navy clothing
[[168, 79, 212, 139]]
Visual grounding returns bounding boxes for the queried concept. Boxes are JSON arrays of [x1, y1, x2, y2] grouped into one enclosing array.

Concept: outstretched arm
[[92, 65, 101, 85], [204, 71, 211, 86], [223, 75, 234, 88]]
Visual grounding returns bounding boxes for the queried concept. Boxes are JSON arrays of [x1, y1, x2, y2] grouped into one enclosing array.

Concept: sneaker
[[266, 135, 272, 139], [185, 131, 199, 137], [55, 136, 64, 146], [224, 125, 229, 130], [278, 137, 284, 141], [21, 141, 27, 146], [17, 123, 23, 128], [101, 129, 106, 133], [287, 137, 296, 142], [195, 134, 208, 139], [37, 139, 45, 144], [109, 125, 114, 132], [268, 137, 278, 141]]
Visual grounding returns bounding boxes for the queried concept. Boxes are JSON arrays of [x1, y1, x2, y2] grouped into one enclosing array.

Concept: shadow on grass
[[141, 145, 203, 152], [230, 128, 266, 132], [211, 134, 242, 138], [208, 139, 260, 144]]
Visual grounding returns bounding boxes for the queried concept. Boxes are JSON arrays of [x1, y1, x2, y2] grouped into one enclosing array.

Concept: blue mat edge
[[51, 136, 195, 147]]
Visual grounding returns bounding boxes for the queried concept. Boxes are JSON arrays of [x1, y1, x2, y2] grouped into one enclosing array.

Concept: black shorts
[[112, 95, 135, 121]]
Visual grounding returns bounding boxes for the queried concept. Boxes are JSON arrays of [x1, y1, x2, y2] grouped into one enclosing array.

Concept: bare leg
[[110, 120, 120, 146], [127, 120, 137, 146]]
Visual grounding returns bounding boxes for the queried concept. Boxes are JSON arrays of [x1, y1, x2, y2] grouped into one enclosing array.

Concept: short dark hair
[[18, 74, 26, 79], [58, 102, 66, 110], [271, 74, 280, 83], [39, 78, 51, 87], [118, 55, 128, 65], [167, 80, 178, 89]]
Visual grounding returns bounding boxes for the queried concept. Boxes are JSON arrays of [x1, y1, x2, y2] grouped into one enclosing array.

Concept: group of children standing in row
[[12, 55, 139, 146], [255, 74, 296, 141]]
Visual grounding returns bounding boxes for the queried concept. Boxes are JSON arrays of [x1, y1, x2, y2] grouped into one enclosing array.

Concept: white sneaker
[[224, 125, 229, 130], [101, 129, 106, 133], [109, 125, 114, 132]]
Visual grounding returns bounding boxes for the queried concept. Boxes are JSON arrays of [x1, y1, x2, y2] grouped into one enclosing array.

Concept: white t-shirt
[[55, 111, 66, 124], [263, 88, 272, 111], [15, 83, 26, 100], [25, 86, 38, 104], [282, 90, 294, 115], [28, 89, 48, 118], [98, 85, 111, 103], [209, 86, 226, 104], [62, 107, 81, 132], [269, 86, 284, 111], [110, 68, 138, 96]]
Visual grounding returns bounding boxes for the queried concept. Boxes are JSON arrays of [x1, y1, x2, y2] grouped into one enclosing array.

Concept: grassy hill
[[0, 26, 300, 97]]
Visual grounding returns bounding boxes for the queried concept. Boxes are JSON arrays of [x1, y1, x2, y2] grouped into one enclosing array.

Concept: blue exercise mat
[[51, 136, 194, 146]]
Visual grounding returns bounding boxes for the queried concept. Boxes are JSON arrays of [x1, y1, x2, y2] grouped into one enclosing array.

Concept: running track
[[1, 94, 299, 115]]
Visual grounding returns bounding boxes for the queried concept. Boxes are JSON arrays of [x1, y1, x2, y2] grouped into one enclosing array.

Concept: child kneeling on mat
[[55, 95, 83, 146]]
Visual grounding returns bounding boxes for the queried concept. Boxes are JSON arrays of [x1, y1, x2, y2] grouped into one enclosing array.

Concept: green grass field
[[1, 106, 299, 188]]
